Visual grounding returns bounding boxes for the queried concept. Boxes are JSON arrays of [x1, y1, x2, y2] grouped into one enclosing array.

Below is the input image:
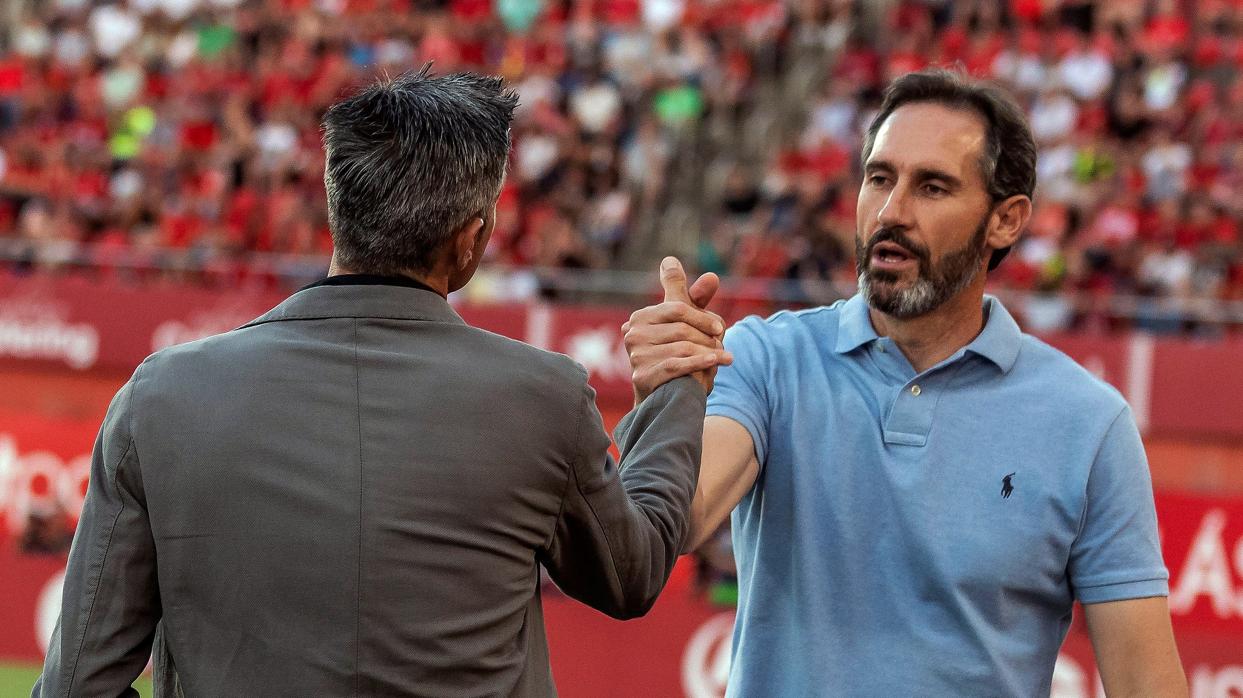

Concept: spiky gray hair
[[321, 66, 518, 274]]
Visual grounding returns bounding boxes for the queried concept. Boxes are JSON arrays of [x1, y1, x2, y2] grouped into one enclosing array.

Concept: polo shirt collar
[[963, 295, 1022, 373], [833, 293, 879, 354], [833, 293, 1022, 373]]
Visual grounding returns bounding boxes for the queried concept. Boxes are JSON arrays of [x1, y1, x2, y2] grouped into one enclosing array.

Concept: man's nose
[[876, 184, 912, 230]]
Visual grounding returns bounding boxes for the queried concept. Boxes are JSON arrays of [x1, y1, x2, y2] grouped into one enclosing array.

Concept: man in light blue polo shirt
[[623, 69, 1186, 695]]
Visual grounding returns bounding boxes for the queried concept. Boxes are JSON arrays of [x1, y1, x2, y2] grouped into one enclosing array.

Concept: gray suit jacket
[[34, 279, 705, 697]]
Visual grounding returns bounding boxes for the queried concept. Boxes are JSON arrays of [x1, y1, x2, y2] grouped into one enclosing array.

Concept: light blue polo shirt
[[706, 294, 1168, 697]]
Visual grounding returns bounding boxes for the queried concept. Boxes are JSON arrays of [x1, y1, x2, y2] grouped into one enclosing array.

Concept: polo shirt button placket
[[882, 379, 935, 446]]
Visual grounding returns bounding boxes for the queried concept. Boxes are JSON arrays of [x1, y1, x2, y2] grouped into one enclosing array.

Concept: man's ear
[[988, 194, 1032, 252], [453, 216, 486, 271]]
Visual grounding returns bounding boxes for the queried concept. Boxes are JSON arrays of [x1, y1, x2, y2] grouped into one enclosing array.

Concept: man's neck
[[327, 257, 449, 298], [868, 282, 988, 374]]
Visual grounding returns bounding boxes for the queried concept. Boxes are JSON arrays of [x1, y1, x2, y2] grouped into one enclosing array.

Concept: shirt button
[[876, 342, 886, 353], [910, 384, 922, 396]]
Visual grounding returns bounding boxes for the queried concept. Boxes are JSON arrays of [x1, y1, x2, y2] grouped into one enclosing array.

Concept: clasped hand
[[623, 257, 733, 404]]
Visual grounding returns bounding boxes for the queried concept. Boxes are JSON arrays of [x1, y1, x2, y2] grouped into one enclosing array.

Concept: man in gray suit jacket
[[34, 69, 732, 697]]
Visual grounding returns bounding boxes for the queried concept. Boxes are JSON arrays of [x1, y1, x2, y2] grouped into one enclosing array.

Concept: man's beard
[[855, 219, 989, 319]]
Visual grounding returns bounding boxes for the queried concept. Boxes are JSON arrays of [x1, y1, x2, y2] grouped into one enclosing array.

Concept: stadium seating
[[0, 0, 1239, 332]]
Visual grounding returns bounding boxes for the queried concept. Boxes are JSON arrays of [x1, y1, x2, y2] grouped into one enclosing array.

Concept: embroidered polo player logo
[[1001, 472, 1016, 499]]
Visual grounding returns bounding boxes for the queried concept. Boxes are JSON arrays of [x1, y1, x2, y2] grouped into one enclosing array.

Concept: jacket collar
[[241, 276, 465, 328]]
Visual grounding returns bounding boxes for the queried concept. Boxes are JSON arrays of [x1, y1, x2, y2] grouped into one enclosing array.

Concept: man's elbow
[[600, 586, 662, 620], [598, 553, 679, 619]]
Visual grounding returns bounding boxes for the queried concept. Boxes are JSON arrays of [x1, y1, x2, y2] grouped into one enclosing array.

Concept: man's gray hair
[[322, 66, 518, 275]]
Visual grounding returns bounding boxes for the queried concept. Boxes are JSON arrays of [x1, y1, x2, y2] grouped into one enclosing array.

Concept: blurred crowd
[[0, 0, 780, 284], [0, 0, 1240, 331], [720, 0, 1243, 332]]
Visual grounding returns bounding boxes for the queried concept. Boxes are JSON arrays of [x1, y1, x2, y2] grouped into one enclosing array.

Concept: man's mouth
[[870, 241, 917, 271]]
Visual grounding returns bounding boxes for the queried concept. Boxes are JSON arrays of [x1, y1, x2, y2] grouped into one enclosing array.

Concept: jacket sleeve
[[34, 368, 160, 697], [540, 375, 705, 619]]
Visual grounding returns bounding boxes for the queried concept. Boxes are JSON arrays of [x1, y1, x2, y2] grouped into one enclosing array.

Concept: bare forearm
[[681, 416, 759, 554], [684, 491, 722, 553], [1102, 666, 1187, 698], [1086, 597, 1187, 697]]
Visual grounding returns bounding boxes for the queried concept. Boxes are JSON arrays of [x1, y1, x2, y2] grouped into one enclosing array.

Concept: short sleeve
[[706, 317, 771, 469], [1068, 405, 1169, 604]]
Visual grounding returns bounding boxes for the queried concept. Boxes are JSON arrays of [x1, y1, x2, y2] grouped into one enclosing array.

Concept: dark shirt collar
[[300, 273, 441, 297], [243, 274, 463, 329]]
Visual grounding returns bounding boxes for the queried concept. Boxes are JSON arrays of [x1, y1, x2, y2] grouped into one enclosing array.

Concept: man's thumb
[[688, 272, 720, 310], [660, 256, 693, 304]]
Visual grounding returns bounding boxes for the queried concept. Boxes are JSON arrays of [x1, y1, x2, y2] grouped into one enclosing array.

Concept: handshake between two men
[[620, 256, 763, 561], [623, 256, 735, 404]]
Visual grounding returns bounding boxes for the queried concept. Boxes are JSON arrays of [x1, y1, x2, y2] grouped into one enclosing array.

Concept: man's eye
[[868, 175, 888, 187], [923, 183, 948, 196]]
